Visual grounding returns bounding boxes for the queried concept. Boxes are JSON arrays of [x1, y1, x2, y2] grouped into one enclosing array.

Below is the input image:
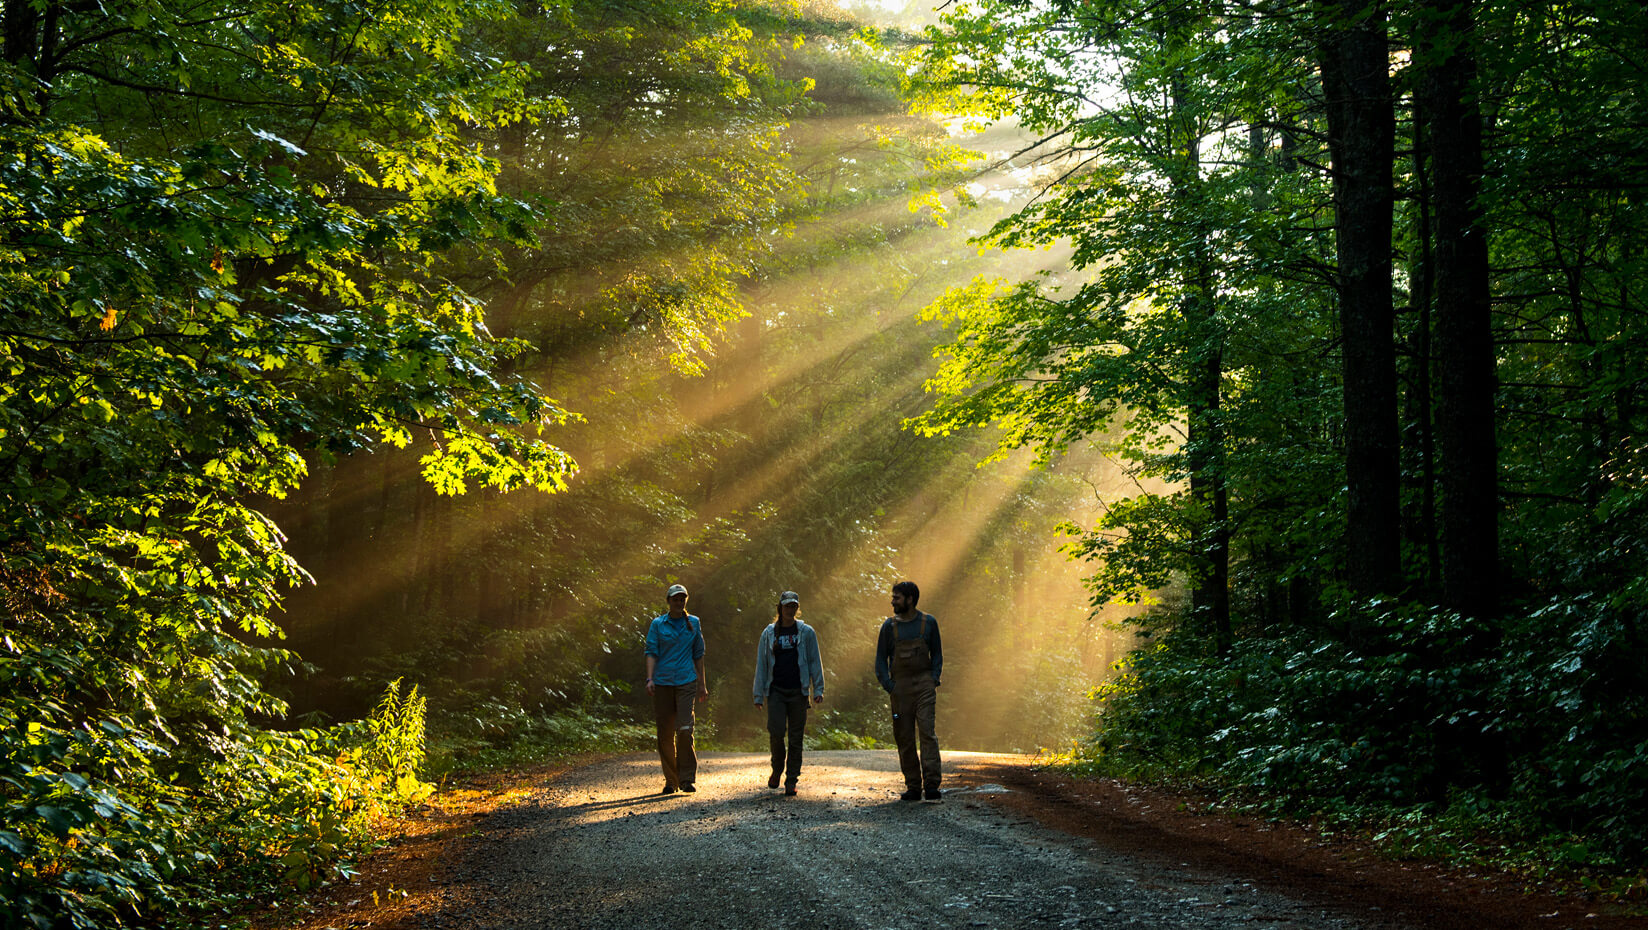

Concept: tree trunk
[[1173, 75, 1230, 650], [1318, 0, 1400, 598], [1404, 107, 1442, 593], [3, 0, 39, 66], [1418, 0, 1498, 617]]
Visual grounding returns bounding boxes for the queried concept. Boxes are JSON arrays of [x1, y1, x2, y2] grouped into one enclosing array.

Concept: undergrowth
[[1049, 596, 1648, 907], [426, 705, 653, 777], [2, 679, 435, 930]]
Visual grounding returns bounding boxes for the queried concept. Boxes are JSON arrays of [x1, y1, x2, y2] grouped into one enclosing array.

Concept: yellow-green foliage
[[353, 679, 436, 811], [0, 0, 573, 922], [228, 680, 434, 890], [0, 676, 440, 926]]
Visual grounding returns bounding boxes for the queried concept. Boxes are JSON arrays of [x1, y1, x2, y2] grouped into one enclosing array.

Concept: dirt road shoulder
[[960, 759, 1645, 930]]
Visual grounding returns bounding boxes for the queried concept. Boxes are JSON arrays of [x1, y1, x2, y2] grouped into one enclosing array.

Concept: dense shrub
[[0, 680, 433, 929], [1076, 597, 1648, 870]]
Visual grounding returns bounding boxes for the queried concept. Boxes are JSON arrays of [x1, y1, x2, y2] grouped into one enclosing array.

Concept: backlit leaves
[[1, 0, 574, 923]]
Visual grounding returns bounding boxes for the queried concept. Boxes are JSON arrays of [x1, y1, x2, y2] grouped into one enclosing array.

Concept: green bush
[[427, 704, 653, 776], [1073, 597, 1648, 872], [0, 679, 434, 928], [809, 728, 881, 750]]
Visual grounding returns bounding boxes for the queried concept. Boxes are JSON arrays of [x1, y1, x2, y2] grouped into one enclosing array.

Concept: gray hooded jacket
[[752, 620, 825, 701]]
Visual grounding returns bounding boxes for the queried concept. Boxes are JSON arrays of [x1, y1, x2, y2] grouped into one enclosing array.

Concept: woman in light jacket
[[752, 590, 824, 796]]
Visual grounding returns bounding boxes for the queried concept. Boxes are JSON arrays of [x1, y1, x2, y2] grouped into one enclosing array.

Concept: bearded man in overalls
[[874, 580, 944, 802]]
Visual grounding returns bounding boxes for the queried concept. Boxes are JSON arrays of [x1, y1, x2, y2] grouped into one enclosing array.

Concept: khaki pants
[[653, 684, 698, 788], [889, 674, 940, 791]]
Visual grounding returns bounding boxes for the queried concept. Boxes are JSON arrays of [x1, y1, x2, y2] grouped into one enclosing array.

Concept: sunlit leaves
[[485, 0, 819, 369], [0, 0, 580, 923]]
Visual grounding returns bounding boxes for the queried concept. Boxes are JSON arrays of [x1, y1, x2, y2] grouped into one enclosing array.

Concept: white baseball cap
[[666, 583, 688, 598]]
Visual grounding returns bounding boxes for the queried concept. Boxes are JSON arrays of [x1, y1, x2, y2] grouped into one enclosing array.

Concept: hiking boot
[[923, 788, 942, 803], [768, 771, 781, 789], [784, 783, 797, 797], [680, 783, 696, 793], [900, 788, 922, 801], [662, 784, 679, 795]]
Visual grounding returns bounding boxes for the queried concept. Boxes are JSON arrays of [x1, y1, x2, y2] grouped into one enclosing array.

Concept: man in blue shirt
[[646, 583, 709, 794]]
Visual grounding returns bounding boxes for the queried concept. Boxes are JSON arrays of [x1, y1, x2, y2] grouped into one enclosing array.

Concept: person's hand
[[754, 700, 763, 708], [811, 695, 824, 706], [645, 678, 655, 695], [698, 685, 710, 703]]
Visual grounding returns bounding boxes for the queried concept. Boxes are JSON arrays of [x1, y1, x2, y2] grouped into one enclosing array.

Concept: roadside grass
[[426, 705, 653, 777]]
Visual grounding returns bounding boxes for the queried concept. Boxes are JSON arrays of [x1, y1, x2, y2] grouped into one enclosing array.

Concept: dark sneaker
[[900, 789, 922, 801], [923, 788, 942, 803], [784, 784, 797, 797], [768, 772, 781, 789], [680, 783, 696, 793], [662, 784, 679, 795]]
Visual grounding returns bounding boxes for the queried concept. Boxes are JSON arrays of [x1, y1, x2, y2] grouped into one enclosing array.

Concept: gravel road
[[410, 750, 1421, 930]]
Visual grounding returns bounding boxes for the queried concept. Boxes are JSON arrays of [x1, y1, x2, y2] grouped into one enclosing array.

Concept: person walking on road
[[752, 590, 825, 796], [875, 580, 943, 802], [646, 583, 709, 794]]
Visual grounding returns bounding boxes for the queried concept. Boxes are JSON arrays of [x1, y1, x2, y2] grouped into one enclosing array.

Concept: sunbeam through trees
[[4, 0, 1648, 926]]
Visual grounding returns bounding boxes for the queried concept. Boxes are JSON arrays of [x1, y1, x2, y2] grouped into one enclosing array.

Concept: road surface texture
[[258, 751, 1645, 930]]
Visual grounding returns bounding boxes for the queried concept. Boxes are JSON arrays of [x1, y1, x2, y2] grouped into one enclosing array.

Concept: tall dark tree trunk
[[1404, 109, 1442, 592], [1188, 319, 1231, 651], [1186, 234, 1230, 651], [1418, 0, 1497, 617], [413, 481, 434, 615], [1318, 0, 1400, 597], [1172, 74, 1230, 651], [2, 0, 40, 65], [432, 490, 454, 624], [3, 0, 57, 117]]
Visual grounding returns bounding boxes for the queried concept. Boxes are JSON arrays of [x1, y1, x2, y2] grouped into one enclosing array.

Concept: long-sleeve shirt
[[752, 620, 825, 700], [874, 612, 942, 692], [645, 612, 705, 686]]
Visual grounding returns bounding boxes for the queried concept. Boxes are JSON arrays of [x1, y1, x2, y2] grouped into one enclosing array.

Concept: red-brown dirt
[[962, 759, 1646, 930]]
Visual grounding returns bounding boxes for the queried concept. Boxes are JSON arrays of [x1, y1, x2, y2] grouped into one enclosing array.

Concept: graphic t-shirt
[[772, 625, 802, 690]]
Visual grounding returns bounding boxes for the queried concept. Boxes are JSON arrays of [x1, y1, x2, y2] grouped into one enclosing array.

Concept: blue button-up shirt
[[645, 612, 705, 686]]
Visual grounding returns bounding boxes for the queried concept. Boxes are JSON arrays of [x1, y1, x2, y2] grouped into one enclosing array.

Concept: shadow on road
[[544, 792, 684, 814]]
